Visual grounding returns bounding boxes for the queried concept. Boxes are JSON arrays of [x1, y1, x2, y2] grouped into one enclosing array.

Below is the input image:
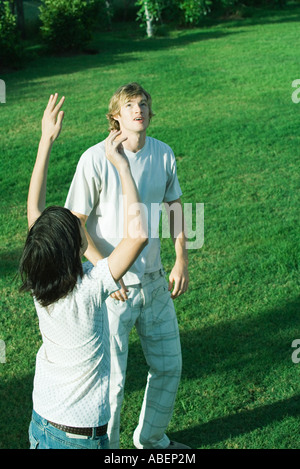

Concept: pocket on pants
[[152, 282, 169, 300], [29, 421, 40, 449], [107, 296, 134, 353], [151, 280, 173, 325]]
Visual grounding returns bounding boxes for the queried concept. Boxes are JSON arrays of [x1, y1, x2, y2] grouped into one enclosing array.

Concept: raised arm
[[105, 131, 148, 282], [27, 94, 65, 228]]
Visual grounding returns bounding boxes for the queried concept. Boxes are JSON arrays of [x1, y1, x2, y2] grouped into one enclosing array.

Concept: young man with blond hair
[[65, 83, 190, 449]]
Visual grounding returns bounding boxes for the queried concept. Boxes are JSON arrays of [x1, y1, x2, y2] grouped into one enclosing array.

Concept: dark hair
[[19, 206, 84, 307]]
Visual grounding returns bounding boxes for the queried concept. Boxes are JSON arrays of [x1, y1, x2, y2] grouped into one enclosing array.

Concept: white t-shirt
[[65, 136, 182, 285], [32, 258, 119, 427]]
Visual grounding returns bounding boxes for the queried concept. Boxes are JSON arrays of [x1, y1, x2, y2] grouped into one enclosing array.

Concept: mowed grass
[[0, 5, 300, 449]]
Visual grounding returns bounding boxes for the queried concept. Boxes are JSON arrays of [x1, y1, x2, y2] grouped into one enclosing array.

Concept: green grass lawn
[[0, 4, 300, 449]]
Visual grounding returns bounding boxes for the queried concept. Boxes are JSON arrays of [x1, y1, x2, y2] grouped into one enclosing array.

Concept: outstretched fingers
[[54, 95, 65, 115], [42, 94, 65, 142], [47, 93, 65, 115]]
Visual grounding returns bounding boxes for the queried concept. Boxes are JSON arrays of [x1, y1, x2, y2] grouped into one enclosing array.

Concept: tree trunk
[[144, 1, 153, 38]]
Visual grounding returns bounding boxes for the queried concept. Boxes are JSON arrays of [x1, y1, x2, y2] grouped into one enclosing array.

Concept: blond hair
[[106, 82, 155, 131]]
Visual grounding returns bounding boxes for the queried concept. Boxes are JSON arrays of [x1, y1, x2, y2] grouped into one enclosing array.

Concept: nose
[[134, 103, 143, 113]]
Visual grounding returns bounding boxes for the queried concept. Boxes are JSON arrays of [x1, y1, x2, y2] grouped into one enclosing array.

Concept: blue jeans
[[29, 410, 110, 449]]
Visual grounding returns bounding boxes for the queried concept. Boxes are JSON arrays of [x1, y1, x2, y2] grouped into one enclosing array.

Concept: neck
[[122, 130, 146, 153]]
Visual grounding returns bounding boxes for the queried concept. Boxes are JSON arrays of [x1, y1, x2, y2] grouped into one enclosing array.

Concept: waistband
[[48, 420, 107, 438], [141, 268, 165, 286], [32, 410, 107, 438]]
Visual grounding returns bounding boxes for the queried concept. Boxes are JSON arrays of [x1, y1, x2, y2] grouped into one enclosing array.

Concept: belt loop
[[92, 427, 96, 440]]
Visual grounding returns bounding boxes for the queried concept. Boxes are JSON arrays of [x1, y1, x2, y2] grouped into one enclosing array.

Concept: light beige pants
[[107, 269, 182, 449]]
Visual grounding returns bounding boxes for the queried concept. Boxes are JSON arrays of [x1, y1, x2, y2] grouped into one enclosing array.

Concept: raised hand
[[105, 130, 129, 170], [27, 94, 65, 227], [41, 93, 65, 143]]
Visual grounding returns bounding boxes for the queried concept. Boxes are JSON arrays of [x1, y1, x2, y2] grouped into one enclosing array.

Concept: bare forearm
[[27, 137, 52, 228], [27, 94, 65, 228], [104, 132, 148, 282], [83, 227, 105, 266], [118, 165, 147, 241], [105, 131, 147, 242], [173, 233, 189, 266], [167, 199, 189, 298], [71, 211, 104, 266], [166, 199, 188, 265]]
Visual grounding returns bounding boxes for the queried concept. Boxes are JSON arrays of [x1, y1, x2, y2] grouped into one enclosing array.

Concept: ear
[[112, 114, 121, 132]]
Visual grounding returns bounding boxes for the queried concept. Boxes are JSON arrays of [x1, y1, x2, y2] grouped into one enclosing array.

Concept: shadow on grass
[[125, 296, 299, 389], [2, 27, 242, 82], [124, 296, 299, 448], [0, 248, 23, 279], [0, 371, 34, 449], [209, 4, 300, 29], [2, 5, 300, 79], [169, 394, 300, 448], [0, 294, 298, 448]]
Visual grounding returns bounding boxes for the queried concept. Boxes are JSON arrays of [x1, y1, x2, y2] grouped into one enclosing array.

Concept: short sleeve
[[80, 258, 120, 307], [163, 151, 182, 202], [65, 148, 102, 217]]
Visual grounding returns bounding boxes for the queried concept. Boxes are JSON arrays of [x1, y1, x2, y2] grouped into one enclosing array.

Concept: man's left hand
[[168, 262, 189, 299]]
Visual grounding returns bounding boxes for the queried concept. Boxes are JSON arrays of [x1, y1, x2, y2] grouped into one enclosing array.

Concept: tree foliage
[[39, 0, 106, 53], [0, 0, 289, 63], [135, 0, 286, 34], [0, 0, 22, 67]]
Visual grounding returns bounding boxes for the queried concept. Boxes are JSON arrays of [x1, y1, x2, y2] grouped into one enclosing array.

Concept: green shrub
[[0, 1, 22, 68], [177, 0, 212, 24], [135, 0, 213, 31], [39, 0, 106, 53]]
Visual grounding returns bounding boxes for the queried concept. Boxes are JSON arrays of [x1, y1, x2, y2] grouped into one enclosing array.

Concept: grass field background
[[0, 3, 299, 449]]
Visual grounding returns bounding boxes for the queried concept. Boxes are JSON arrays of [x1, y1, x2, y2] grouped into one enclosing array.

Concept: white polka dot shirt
[[32, 258, 119, 427]]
